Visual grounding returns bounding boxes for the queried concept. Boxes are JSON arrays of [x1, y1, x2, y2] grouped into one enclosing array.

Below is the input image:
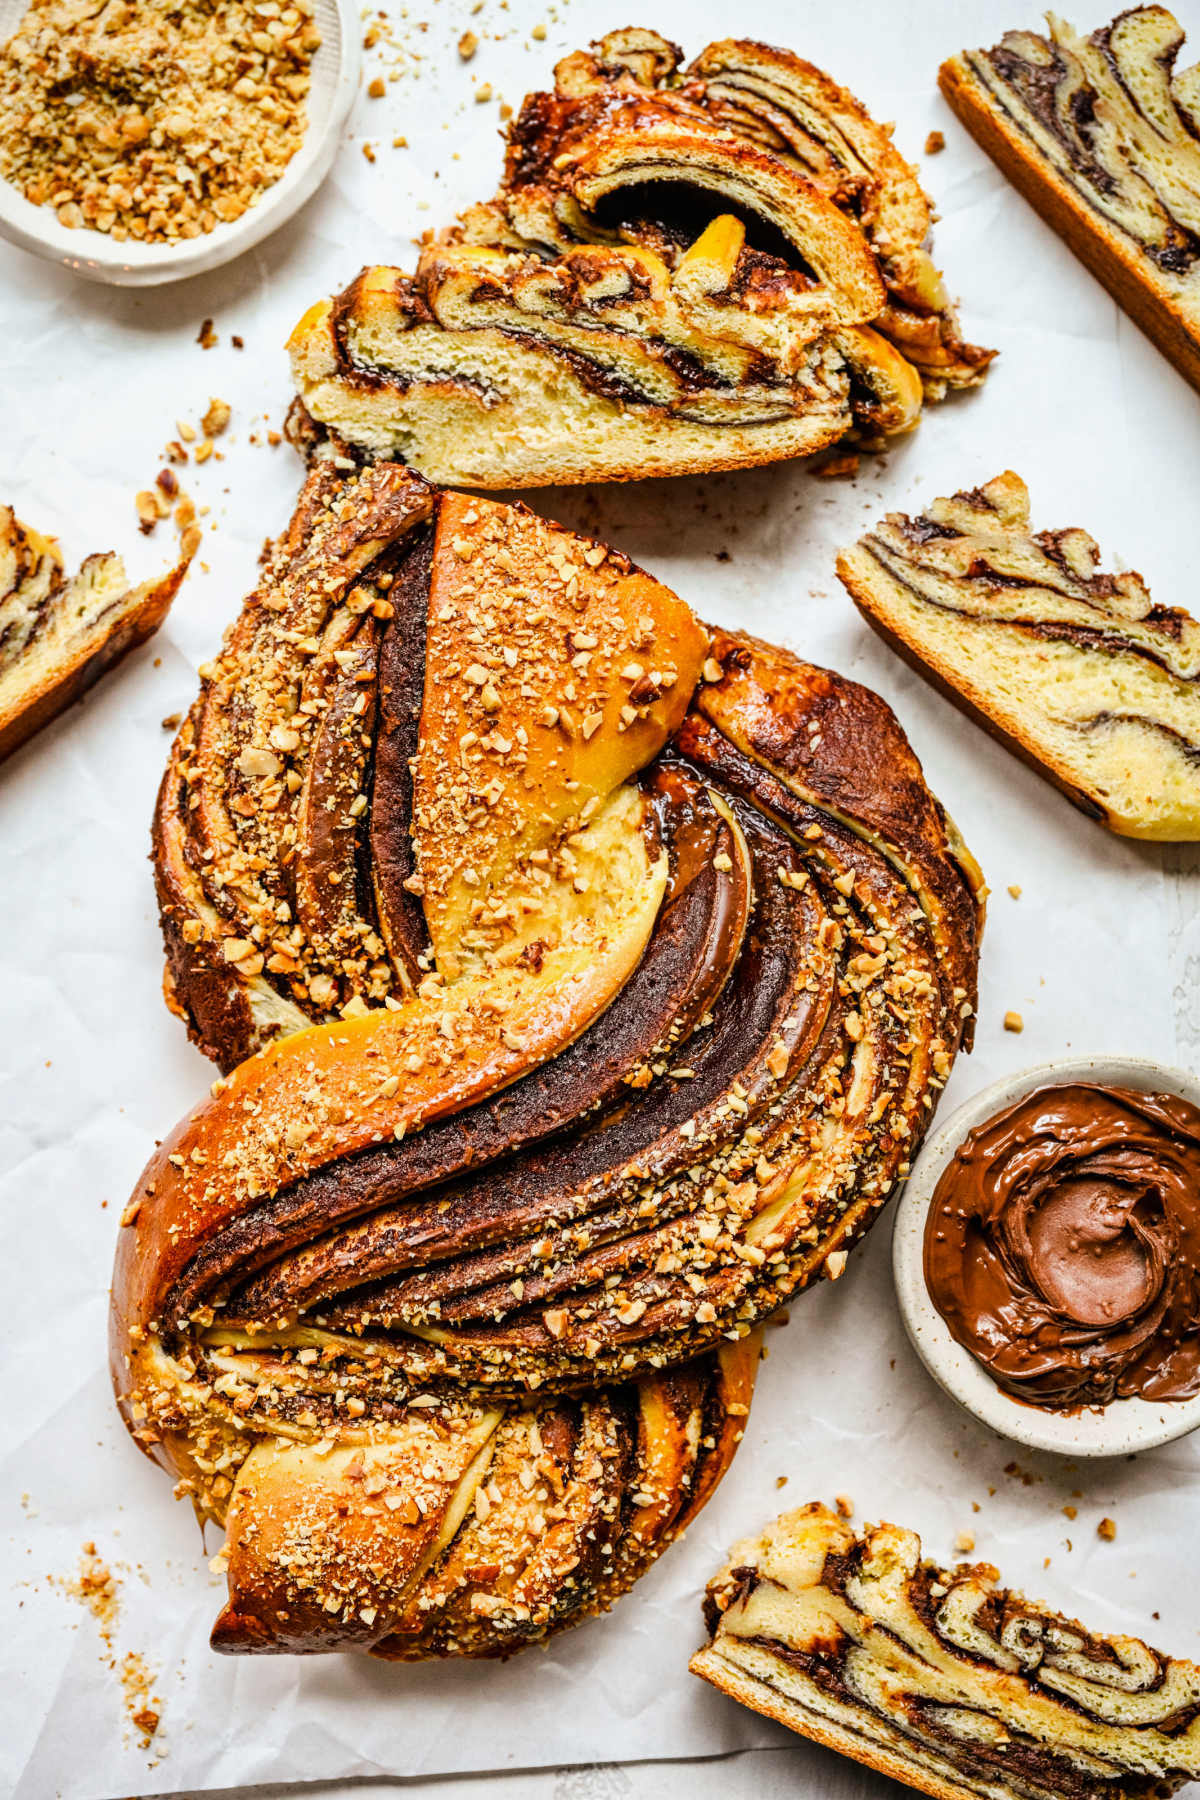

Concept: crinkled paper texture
[[1, 1, 1198, 1794]]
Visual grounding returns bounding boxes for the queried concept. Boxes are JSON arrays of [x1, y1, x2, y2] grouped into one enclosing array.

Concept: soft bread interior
[[952, 8, 1200, 330], [838, 472, 1200, 840], [286, 29, 992, 485], [0, 505, 185, 757], [693, 1505, 1200, 1800]]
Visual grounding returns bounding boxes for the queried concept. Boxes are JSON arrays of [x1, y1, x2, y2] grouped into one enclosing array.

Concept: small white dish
[[0, 0, 360, 285], [893, 1054, 1200, 1458]]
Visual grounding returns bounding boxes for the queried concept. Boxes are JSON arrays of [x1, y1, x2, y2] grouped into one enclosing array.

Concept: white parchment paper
[[1, 1, 1198, 1794]]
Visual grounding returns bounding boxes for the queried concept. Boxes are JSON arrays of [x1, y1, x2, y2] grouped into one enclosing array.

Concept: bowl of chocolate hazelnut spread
[[893, 1057, 1200, 1456]]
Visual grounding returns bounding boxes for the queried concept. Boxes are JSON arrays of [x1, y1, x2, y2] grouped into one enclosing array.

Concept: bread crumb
[[1003, 1010, 1024, 1033], [925, 130, 946, 154], [835, 1494, 854, 1519], [201, 397, 230, 437], [814, 451, 860, 480], [1007, 883, 1022, 898], [475, 80, 493, 102], [955, 1530, 976, 1553], [1097, 1516, 1117, 1541], [367, 75, 385, 97], [458, 29, 477, 58]]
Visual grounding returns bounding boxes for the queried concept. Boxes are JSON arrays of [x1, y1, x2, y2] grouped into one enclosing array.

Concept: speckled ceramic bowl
[[893, 1054, 1200, 1458], [0, 0, 359, 285]]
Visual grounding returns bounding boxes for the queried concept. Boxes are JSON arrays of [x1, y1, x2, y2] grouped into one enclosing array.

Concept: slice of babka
[[692, 1504, 1200, 1800], [837, 472, 1200, 840], [940, 8, 1200, 395], [0, 505, 187, 764], [287, 29, 993, 486]]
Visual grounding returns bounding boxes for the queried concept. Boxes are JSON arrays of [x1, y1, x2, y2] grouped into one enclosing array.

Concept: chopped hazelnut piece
[[201, 397, 231, 437]]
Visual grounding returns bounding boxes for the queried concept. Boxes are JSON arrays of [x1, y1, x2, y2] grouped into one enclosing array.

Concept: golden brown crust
[[939, 14, 1200, 396], [119, 468, 982, 1660], [0, 507, 187, 764], [692, 1504, 1200, 1799]]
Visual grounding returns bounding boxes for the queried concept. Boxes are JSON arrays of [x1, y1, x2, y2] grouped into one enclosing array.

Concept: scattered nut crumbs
[[1007, 883, 1022, 898], [120, 1651, 163, 1750], [458, 29, 477, 59], [925, 130, 945, 154], [1003, 1010, 1024, 1032], [1097, 1516, 1117, 1540], [814, 451, 860, 480], [57, 1542, 120, 1638], [367, 75, 385, 98], [0, 0, 321, 244], [201, 396, 231, 436]]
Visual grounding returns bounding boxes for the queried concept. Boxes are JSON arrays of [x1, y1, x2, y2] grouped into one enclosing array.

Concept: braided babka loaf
[[114, 465, 983, 1657], [941, 7, 1200, 394], [837, 471, 1200, 840], [692, 1504, 1200, 1800], [0, 504, 186, 763], [287, 29, 993, 485]]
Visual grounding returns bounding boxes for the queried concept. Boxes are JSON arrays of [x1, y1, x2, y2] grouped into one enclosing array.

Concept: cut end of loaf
[[837, 472, 1200, 841]]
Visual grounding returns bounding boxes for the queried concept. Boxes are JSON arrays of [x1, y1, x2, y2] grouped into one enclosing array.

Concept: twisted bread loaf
[[115, 466, 983, 1657], [692, 1504, 1200, 1800], [288, 29, 993, 485], [941, 8, 1200, 395], [837, 471, 1200, 840], [0, 504, 186, 764]]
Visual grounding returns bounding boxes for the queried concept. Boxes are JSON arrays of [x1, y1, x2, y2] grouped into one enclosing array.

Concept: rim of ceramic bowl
[[0, 0, 360, 286], [892, 1054, 1200, 1458]]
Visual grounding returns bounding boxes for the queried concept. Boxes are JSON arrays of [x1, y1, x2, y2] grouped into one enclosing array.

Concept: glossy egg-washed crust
[[115, 464, 983, 1659], [692, 1504, 1200, 1799], [0, 503, 188, 764], [940, 7, 1200, 395], [287, 29, 993, 486]]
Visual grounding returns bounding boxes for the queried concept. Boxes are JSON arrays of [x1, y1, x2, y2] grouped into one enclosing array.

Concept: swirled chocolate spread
[[924, 1083, 1200, 1409]]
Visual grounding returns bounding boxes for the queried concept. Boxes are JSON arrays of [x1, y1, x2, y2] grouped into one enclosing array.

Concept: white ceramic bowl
[[893, 1054, 1200, 1458], [0, 0, 360, 285]]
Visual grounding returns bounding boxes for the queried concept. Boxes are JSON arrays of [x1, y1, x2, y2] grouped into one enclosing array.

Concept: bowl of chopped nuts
[[0, 0, 360, 284]]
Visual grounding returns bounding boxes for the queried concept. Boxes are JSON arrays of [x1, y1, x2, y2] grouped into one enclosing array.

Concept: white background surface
[[1, 2, 1198, 1796]]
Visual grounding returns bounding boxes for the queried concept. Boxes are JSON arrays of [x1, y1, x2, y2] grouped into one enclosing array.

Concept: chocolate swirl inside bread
[[692, 1504, 1200, 1800], [0, 504, 186, 764], [837, 471, 1200, 840], [940, 8, 1200, 394], [116, 466, 982, 1657], [287, 29, 993, 486]]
